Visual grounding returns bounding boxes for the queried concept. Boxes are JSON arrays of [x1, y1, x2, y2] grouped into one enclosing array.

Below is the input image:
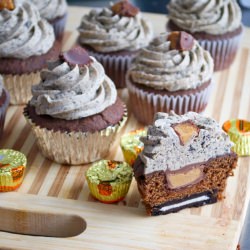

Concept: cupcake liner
[[0, 89, 10, 138], [49, 13, 67, 41], [3, 72, 40, 105], [86, 50, 137, 89], [86, 179, 132, 203], [197, 31, 242, 71], [127, 77, 213, 125], [24, 108, 127, 165]]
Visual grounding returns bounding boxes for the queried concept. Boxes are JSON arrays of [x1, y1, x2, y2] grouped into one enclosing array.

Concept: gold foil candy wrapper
[[223, 119, 250, 156], [120, 128, 146, 165], [0, 149, 27, 192], [3, 72, 40, 105], [86, 160, 133, 203]]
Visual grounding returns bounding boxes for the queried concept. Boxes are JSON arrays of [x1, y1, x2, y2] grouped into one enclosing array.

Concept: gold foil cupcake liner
[[127, 76, 213, 125], [86, 179, 132, 203], [223, 119, 250, 156], [3, 72, 40, 105], [24, 108, 127, 165]]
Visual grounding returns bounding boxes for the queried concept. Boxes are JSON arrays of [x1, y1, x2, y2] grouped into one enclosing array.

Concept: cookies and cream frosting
[[168, 0, 242, 35], [30, 57, 117, 120], [78, 4, 153, 52], [139, 111, 233, 175], [129, 34, 213, 91], [30, 0, 67, 21], [0, 0, 55, 59]]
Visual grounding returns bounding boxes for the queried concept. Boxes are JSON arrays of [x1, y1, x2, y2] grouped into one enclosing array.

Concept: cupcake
[[126, 31, 214, 125], [0, 149, 27, 192], [0, 75, 10, 138], [86, 160, 133, 203], [120, 128, 146, 166], [78, 0, 153, 88], [133, 112, 237, 215], [30, 0, 68, 40], [0, 0, 61, 105], [24, 46, 127, 165], [167, 0, 243, 71]]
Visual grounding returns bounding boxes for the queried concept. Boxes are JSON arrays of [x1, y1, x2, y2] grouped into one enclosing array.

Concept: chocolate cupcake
[[167, 0, 243, 71], [78, 0, 153, 88], [126, 32, 214, 125], [24, 47, 127, 165], [30, 0, 68, 40], [0, 0, 60, 105], [133, 111, 237, 215], [0, 75, 10, 138]]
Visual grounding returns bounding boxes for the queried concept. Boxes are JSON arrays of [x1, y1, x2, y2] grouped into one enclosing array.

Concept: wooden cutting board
[[0, 7, 250, 250]]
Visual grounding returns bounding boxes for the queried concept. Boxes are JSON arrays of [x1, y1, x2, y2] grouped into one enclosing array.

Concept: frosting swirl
[[30, 56, 117, 120], [168, 0, 242, 35], [129, 34, 214, 91], [0, 0, 55, 59], [140, 111, 233, 174], [78, 5, 153, 52], [30, 0, 67, 21]]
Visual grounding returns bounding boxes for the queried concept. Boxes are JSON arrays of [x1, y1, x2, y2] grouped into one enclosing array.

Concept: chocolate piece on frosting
[[111, 0, 139, 17], [168, 31, 194, 51], [61, 46, 91, 67], [0, 0, 15, 10], [172, 120, 199, 145]]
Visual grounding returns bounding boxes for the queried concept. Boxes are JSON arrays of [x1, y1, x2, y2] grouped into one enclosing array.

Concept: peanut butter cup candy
[[24, 47, 127, 165], [133, 111, 238, 216], [126, 32, 214, 125], [0, 0, 61, 104], [77, 0, 153, 88], [167, 0, 243, 71]]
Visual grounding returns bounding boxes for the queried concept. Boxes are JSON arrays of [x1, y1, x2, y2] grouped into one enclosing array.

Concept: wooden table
[[0, 7, 250, 250]]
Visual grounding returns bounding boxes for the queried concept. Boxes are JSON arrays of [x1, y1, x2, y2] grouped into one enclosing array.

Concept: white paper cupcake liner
[[24, 108, 127, 165], [86, 50, 137, 89], [197, 31, 242, 71], [3, 72, 40, 105], [127, 77, 213, 125]]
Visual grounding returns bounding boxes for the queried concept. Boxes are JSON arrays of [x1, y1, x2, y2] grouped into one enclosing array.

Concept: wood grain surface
[[0, 7, 250, 250]]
